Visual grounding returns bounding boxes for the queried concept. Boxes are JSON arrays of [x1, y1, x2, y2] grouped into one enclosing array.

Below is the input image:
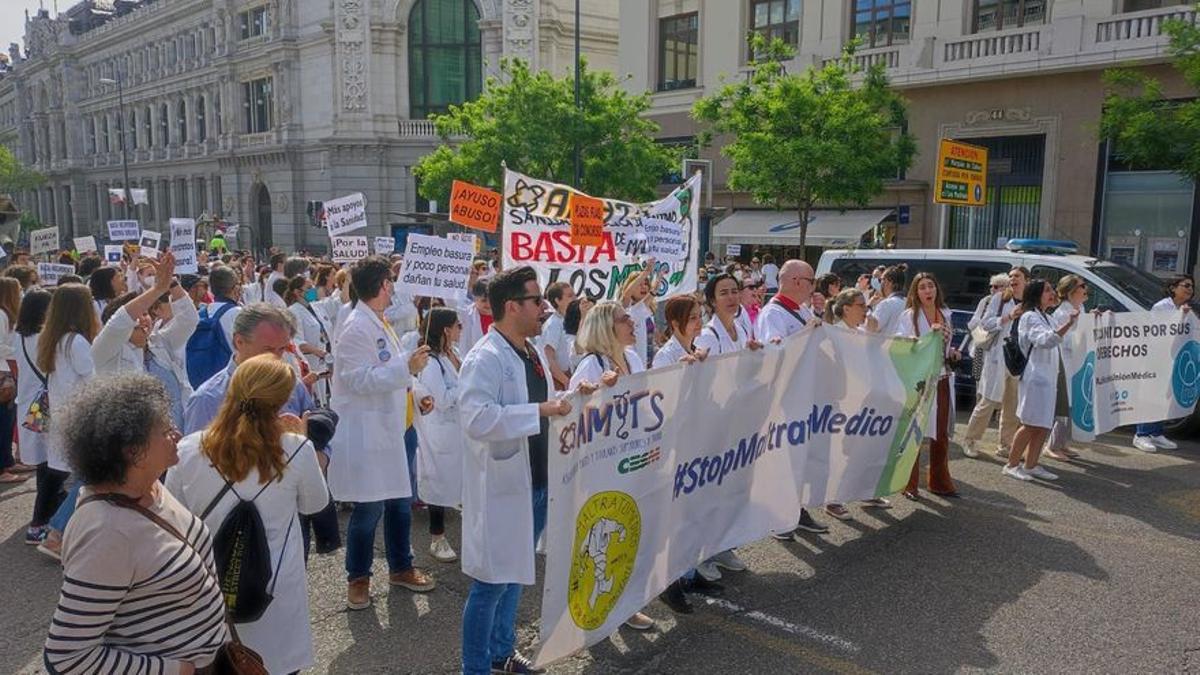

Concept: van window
[[1085, 262, 1163, 311], [1029, 265, 1119, 313], [830, 258, 1011, 311]]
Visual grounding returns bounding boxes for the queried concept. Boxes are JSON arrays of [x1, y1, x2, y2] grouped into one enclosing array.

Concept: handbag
[[969, 295, 1005, 352], [1002, 316, 1035, 378], [79, 492, 268, 675], [20, 338, 49, 432]]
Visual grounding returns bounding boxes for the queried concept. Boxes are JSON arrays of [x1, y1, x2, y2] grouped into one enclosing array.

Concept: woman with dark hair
[[44, 373, 227, 675], [1004, 279, 1078, 481], [695, 273, 763, 356], [14, 290, 54, 543], [413, 307, 467, 563], [895, 272, 961, 500], [1132, 275, 1194, 452], [562, 296, 593, 370], [1045, 275, 1089, 460], [869, 264, 908, 334], [287, 275, 333, 405], [87, 266, 127, 316], [0, 277, 22, 483]]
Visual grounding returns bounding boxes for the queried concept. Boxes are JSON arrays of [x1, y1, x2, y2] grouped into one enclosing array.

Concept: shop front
[[711, 208, 896, 264]]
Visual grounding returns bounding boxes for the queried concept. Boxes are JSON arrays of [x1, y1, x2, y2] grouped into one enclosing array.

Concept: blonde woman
[[961, 273, 1014, 457]]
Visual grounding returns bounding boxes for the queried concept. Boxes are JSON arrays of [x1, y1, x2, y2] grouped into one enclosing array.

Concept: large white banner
[[1062, 309, 1200, 440], [535, 327, 945, 666], [502, 170, 701, 301]]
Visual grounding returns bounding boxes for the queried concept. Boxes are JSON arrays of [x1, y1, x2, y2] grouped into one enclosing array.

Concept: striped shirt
[[44, 485, 228, 675]]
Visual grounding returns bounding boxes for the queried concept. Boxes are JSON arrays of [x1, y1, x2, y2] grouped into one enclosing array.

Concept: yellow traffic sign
[[934, 139, 988, 206]]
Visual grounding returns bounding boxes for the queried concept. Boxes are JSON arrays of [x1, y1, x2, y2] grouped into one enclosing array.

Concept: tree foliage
[[414, 59, 679, 204], [0, 144, 45, 196], [1101, 11, 1200, 181], [693, 36, 915, 256]]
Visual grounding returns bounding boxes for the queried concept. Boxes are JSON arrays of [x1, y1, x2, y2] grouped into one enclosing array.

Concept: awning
[[712, 209, 894, 248]]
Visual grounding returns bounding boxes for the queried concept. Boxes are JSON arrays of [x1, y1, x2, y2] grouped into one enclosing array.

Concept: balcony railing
[[1095, 6, 1198, 45], [397, 119, 463, 138], [824, 47, 901, 70], [943, 27, 1043, 64]]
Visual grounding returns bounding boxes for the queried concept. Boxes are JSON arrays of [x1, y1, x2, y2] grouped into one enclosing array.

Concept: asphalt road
[[2, 418, 1198, 674]]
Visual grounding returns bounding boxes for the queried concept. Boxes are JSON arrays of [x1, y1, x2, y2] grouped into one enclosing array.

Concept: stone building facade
[[0, 0, 617, 251]]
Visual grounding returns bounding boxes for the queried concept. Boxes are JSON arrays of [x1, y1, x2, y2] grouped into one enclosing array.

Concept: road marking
[[693, 613, 875, 675], [701, 597, 860, 654]]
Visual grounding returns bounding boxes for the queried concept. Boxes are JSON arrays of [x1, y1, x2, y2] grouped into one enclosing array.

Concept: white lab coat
[[896, 307, 956, 440], [457, 330, 557, 585], [47, 333, 95, 471], [871, 293, 907, 336], [539, 312, 572, 376], [456, 304, 489, 355], [385, 289, 419, 337], [696, 315, 749, 355], [412, 351, 465, 508], [569, 348, 645, 390], [13, 332, 46, 464], [1016, 310, 1062, 429], [327, 304, 414, 503], [652, 335, 691, 369], [968, 294, 1013, 403], [755, 298, 814, 343], [289, 301, 331, 403]]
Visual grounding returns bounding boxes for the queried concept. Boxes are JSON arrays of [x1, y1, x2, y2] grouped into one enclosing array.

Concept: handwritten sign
[[398, 233, 475, 301], [640, 217, 686, 262], [331, 236, 369, 263], [373, 236, 397, 255], [30, 226, 60, 257], [569, 194, 605, 246], [107, 220, 140, 241], [169, 218, 198, 274], [104, 245, 124, 265], [449, 180, 501, 233], [73, 236, 98, 254], [324, 193, 368, 236], [36, 262, 75, 286], [447, 232, 479, 255], [139, 230, 162, 260]]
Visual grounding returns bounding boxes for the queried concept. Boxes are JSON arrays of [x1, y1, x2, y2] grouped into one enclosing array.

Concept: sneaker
[[429, 537, 458, 563], [491, 652, 543, 674], [37, 536, 62, 562], [1132, 436, 1158, 453], [389, 567, 436, 592], [1002, 464, 1033, 482], [795, 509, 829, 534], [347, 577, 371, 610], [711, 549, 747, 572], [770, 529, 796, 541], [624, 611, 655, 631], [658, 580, 693, 614], [1026, 465, 1059, 481], [1150, 435, 1178, 450], [695, 561, 722, 581], [963, 440, 979, 458], [824, 503, 852, 521], [861, 497, 892, 509], [685, 576, 725, 597], [24, 526, 47, 545]]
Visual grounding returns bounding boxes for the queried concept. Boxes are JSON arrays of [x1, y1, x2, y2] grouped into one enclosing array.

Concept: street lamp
[[98, 76, 133, 221]]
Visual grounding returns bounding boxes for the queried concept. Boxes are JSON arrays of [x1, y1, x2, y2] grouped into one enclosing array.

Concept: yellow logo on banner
[[567, 491, 641, 630]]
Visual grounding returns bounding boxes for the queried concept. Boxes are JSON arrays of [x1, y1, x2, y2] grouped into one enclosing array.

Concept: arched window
[[408, 0, 482, 120]]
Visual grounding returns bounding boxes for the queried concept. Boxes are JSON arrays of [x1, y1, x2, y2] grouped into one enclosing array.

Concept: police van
[[816, 240, 1194, 434]]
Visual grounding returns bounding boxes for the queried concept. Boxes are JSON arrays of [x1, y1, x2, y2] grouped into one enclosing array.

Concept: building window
[[197, 95, 207, 141], [142, 106, 153, 147], [239, 7, 268, 39], [178, 99, 188, 144], [408, 0, 482, 120], [658, 13, 698, 91], [853, 1, 911, 48], [214, 92, 223, 136], [243, 77, 274, 133], [159, 103, 169, 145], [972, 0, 1047, 33], [86, 118, 96, 154], [127, 112, 137, 150], [749, 0, 800, 57], [1124, 0, 1187, 11]]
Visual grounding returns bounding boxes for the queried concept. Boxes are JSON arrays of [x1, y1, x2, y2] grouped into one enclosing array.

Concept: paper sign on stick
[[30, 226, 59, 257], [447, 232, 478, 255], [36, 263, 75, 286], [373, 237, 397, 255], [139, 231, 162, 260], [74, 236, 98, 254], [449, 180, 501, 233], [640, 217, 686, 262], [324, 193, 368, 236], [104, 245, 124, 265], [398, 233, 474, 301], [169, 219, 198, 274], [569, 194, 605, 246], [331, 236, 370, 263], [107, 220, 140, 241]]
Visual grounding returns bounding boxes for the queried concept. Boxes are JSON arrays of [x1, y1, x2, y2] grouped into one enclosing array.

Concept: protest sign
[[36, 263, 76, 287], [726, 244, 742, 257], [107, 220, 140, 241], [447, 232, 479, 254], [534, 327, 944, 666], [30, 226, 59, 257], [1062, 309, 1200, 440], [224, 224, 240, 242], [139, 231, 162, 260], [398, 233, 474, 301], [639, 217, 686, 262], [73, 236, 98, 254], [169, 219, 198, 274], [502, 169, 701, 301], [569, 194, 605, 246], [331, 236, 369, 263], [324, 193, 368, 236], [103, 245, 124, 265], [449, 180, 501, 233], [373, 236, 396, 255]]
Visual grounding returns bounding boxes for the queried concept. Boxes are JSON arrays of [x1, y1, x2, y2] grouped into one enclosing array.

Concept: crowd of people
[[0, 241, 1184, 674]]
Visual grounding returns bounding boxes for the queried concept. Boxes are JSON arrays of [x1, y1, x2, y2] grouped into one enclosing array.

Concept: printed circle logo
[[1070, 351, 1095, 433], [567, 491, 641, 631], [1172, 341, 1200, 408]]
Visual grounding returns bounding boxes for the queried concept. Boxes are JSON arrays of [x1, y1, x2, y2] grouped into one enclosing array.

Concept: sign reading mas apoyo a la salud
[[934, 139, 988, 207]]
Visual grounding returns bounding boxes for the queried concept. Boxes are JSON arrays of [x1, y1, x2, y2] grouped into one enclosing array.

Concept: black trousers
[[300, 494, 340, 559], [32, 463, 69, 527]]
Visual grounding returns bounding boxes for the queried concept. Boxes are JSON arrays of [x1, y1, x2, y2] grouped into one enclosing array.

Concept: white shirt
[[539, 312, 572, 375], [13, 332, 46, 465], [761, 263, 780, 289], [756, 297, 814, 343], [0, 312, 13, 369], [871, 293, 907, 336], [695, 315, 749, 355], [652, 335, 691, 369], [627, 301, 655, 365], [569, 347, 646, 390], [1153, 297, 1180, 312], [47, 333, 96, 470]]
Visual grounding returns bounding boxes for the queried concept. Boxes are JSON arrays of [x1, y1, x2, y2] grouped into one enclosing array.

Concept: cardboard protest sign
[[139, 231, 162, 260], [569, 194, 605, 246], [640, 217, 686, 262], [107, 220, 140, 241], [450, 180, 501, 233], [373, 236, 396, 255], [73, 236, 98, 254], [30, 226, 60, 257], [37, 262, 75, 286], [324, 193, 368, 236], [169, 219, 198, 274], [398, 233, 474, 301], [104, 245, 124, 265], [331, 236, 369, 263]]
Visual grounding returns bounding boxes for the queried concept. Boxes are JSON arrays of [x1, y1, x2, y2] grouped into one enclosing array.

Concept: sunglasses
[[511, 295, 542, 304]]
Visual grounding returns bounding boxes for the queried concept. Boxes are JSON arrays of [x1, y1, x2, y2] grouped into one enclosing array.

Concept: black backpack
[[200, 439, 309, 623], [1002, 316, 1034, 378]]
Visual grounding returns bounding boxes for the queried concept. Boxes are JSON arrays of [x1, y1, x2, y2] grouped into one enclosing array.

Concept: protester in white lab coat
[[1133, 275, 1194, 452], [166, 355, 328, 675], [539, 281, 576, 389], [652, 295, 708, 370], [1045, 275, 1090, 461], [14, 290, 54, 544], [285, 276, 333, 405], [327, 256, 434, 611], [412, 307, 467, 564], [961, 273, 1014, 457], [1004, 278, 1077, 483], [457, 266, 583, 675], [457, 279, 492, 355], [868, 264, 908, 337], [620, 260, 658, 366]]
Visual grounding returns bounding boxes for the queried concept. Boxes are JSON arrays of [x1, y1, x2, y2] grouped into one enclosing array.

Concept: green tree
[[693, 36, 915, 257], [414, 59, 679, 204], [0, 144, 45, 196], [1100, 9, 1200, 180]]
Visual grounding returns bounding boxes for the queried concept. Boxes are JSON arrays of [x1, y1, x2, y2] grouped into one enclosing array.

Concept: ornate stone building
[[0, 0, 617, 250]]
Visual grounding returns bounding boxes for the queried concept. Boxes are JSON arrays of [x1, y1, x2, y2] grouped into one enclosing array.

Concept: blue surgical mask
[[870, 277, 882, 292], [304, 288, 319, 302]]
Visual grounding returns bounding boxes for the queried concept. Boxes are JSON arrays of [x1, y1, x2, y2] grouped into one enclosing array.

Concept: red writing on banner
[[449, 180, 501, 233], [509, 230, 617, 264]]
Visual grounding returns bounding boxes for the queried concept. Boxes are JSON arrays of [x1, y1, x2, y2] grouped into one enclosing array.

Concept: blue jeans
[[1135, 422, 1164, 438], [405, 425, 419, 499], [461, 487, 547, 674], [50, 480, 81, 533], [344, 497, 413, 580]]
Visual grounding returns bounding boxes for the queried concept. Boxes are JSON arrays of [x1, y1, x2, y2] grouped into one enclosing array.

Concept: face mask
[[870, 277, 882, 292], [304, 288, 319, 302]]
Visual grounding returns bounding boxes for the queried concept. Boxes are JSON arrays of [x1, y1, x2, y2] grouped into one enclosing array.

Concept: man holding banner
[[1133, 275, 1192, 452]]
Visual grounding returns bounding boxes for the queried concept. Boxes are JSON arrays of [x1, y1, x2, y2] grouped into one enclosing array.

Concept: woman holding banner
[[1004, 279, 1078, 482], [1133, 275, 1194, 452], [1045, 275, 1089, 461], [695, 273, 763, 357], [895, 273, 960, 500], [653, 296, 708, 368]]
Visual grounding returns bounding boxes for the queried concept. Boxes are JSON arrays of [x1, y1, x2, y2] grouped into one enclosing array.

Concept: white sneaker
[[963, 440, 979, 458], [1026, 465, 1059, 481], [1002, 464, 1033, 482], [429, 537, 458, 563], [1132, 436, 1158, 453], [1150, 435, 1178, 450], [695, 561, 722, 581], [711, 549, 747, 572]]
